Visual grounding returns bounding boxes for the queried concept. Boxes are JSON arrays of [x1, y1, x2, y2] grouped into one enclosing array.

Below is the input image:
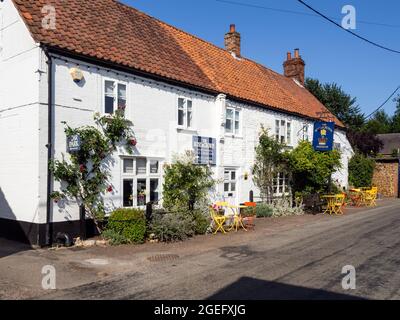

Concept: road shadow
[[207, 277, 365, 300]]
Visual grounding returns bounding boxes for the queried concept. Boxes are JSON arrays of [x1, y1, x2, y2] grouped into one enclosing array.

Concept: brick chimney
[[283, 49, 305, 85], [225, 24, 241, 57]]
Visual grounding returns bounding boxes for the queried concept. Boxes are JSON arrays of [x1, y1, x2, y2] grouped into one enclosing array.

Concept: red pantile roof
[[13, 0, 344, 127]]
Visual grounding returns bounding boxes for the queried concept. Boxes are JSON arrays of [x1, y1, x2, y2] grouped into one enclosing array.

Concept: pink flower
[[107, 186, 113, 193], [129, 138, 137, 147]]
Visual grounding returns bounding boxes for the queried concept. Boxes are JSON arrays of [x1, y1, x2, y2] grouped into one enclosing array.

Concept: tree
[[288, 141, 342, 194], [348, 153, 375, 188], [391, 95, 400, 133], [50, 111, 135, 231], [363, 110, 392, 134], [305, 78, 365, 129], [252, 126, 287, 204], [162, 151, 215, 212], [347, 130, 383, 156]]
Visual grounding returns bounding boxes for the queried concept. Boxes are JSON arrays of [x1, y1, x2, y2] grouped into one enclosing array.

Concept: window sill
[[176, 127, 198, 134], [224, 134, 243, 139]]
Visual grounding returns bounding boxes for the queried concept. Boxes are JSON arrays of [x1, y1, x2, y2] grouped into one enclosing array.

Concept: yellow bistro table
[[226, 205, 248, 232], [321, 195, 336, 215]]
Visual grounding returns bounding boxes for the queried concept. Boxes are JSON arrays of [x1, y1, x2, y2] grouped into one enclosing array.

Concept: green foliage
[[252, 126, 288, 204], [255, 203, 273, 217], [50, 111, 135, 228], [191, 210, 210, 235], [150, 211, 195, 242], [305, 78, 365, 129], [162, 151, 215, 212], [363, 110, 392, 135], [349, 153, 375, 188], [288, 141, 342, 194], [269, 199, 304, 217], [107, 208, 147, 244], [102, 229, 130, 246]]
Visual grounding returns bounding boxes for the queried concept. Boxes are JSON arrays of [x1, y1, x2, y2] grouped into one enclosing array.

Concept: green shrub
[[349, 153, 375, 188], [150, 212, 195, 242], [107, 208, 146, 244], [191, 210, 210, 235], [102, 229, 129, 246], [256, 203, 273, 217]]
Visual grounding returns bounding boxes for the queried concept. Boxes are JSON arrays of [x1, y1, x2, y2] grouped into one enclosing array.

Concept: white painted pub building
[[0, 0, 353, 246]]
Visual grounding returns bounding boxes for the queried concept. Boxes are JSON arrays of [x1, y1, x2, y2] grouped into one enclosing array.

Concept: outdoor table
[[349, 189, 364, 207], [226, 205, 248, 232], [321, 195, 336, 215]]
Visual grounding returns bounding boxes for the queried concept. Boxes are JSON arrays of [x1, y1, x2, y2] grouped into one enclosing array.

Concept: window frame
[[273, 172, 290, 196], [274, 118, 292, 145], [121, 157, 162, 208], [223, 168, 237, 197], [177, 96, 194, 129], [103, 78, 128, 115], [225, 107, 241, 136]]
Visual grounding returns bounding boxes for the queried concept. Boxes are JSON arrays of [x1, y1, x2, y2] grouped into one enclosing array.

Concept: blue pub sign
[[192, 136, 217, 165], [67, 134, 82, 153], [312, 122, 335, 152]]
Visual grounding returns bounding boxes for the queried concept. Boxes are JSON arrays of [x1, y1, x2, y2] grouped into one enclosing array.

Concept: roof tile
[[12, 0, 343, 126]]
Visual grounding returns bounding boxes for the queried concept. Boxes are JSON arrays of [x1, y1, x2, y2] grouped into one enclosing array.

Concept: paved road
[[40, 200, 400, 300]]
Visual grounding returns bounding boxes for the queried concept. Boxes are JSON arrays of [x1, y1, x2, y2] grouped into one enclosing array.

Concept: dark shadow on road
[[207, 277, 365, 300]]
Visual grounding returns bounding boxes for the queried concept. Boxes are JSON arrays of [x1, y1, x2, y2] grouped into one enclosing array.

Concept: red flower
[[107, 186, 113, 193], [129, 138, 137, 147], [79, 164, 86, 172]]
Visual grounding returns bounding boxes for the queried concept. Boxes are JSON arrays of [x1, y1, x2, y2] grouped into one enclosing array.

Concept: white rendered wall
[[49, 55, 353, 223], [0, 0, 42, 223]]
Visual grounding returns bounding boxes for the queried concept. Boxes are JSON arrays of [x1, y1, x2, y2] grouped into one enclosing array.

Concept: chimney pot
[[283, 48, 305, 85], [225, 24, 241, 57]]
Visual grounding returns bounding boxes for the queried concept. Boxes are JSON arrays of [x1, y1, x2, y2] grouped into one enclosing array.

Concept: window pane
[[136, 158, 147, 175], [150, 179, 159, 203], [117, 84, 126, 111], [105, 96, 114, 114], [231, 171, 236, 180], [105, 81, 115, 114], [231, 183, 236, 192], [224, 183, 230, 192], [187, 100, 192, 128], [235, 111, 240, 134], [224, 171, 230, 180], [287, 122, 291, 143], [137, 179, 146, 206], [150, 160, 159, 174], [225, 119, 232, 133], [123, 159, 134, 174], [178, 109, 185, 126], [226, 108, 233, 120], [123, 180, 133, 207], [178, 98, 185, 126]]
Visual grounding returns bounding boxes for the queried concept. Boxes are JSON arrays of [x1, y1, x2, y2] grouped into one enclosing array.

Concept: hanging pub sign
[[192, 136, 217, 165], [67, 134, 82, 153], [313, 121, 335, 152]]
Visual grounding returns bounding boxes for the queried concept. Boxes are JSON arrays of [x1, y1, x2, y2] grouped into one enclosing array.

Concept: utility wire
[[297, 0, 400, 55], [365, 86, 400, 119], [215, 0, 400, 29]]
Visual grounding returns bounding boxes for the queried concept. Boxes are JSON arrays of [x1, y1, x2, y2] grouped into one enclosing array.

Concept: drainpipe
[[44, 48, 54, 246]]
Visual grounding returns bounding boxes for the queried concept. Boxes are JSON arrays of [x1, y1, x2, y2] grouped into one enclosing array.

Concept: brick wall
[[372, 162, 399, 198]]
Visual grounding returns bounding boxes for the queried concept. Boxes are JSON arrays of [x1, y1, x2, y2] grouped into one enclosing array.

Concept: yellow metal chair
[[332, 194, 346, 215], [210, 206, 227, 234], [364, 189, 377, 207]]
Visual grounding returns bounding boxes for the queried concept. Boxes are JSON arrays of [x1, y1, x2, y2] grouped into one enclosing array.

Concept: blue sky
[[122, 0, 400, 116]]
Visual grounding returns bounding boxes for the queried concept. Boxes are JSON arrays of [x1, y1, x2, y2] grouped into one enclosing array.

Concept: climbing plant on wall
[[50, 110, 135, 231]]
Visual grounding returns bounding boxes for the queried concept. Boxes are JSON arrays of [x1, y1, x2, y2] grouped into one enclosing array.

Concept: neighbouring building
[[372, 134, 400, 198], [0, 0, 353, 246]]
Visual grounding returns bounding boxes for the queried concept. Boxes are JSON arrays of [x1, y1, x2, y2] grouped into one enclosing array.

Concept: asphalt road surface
[[40, 200, 400, 300]]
